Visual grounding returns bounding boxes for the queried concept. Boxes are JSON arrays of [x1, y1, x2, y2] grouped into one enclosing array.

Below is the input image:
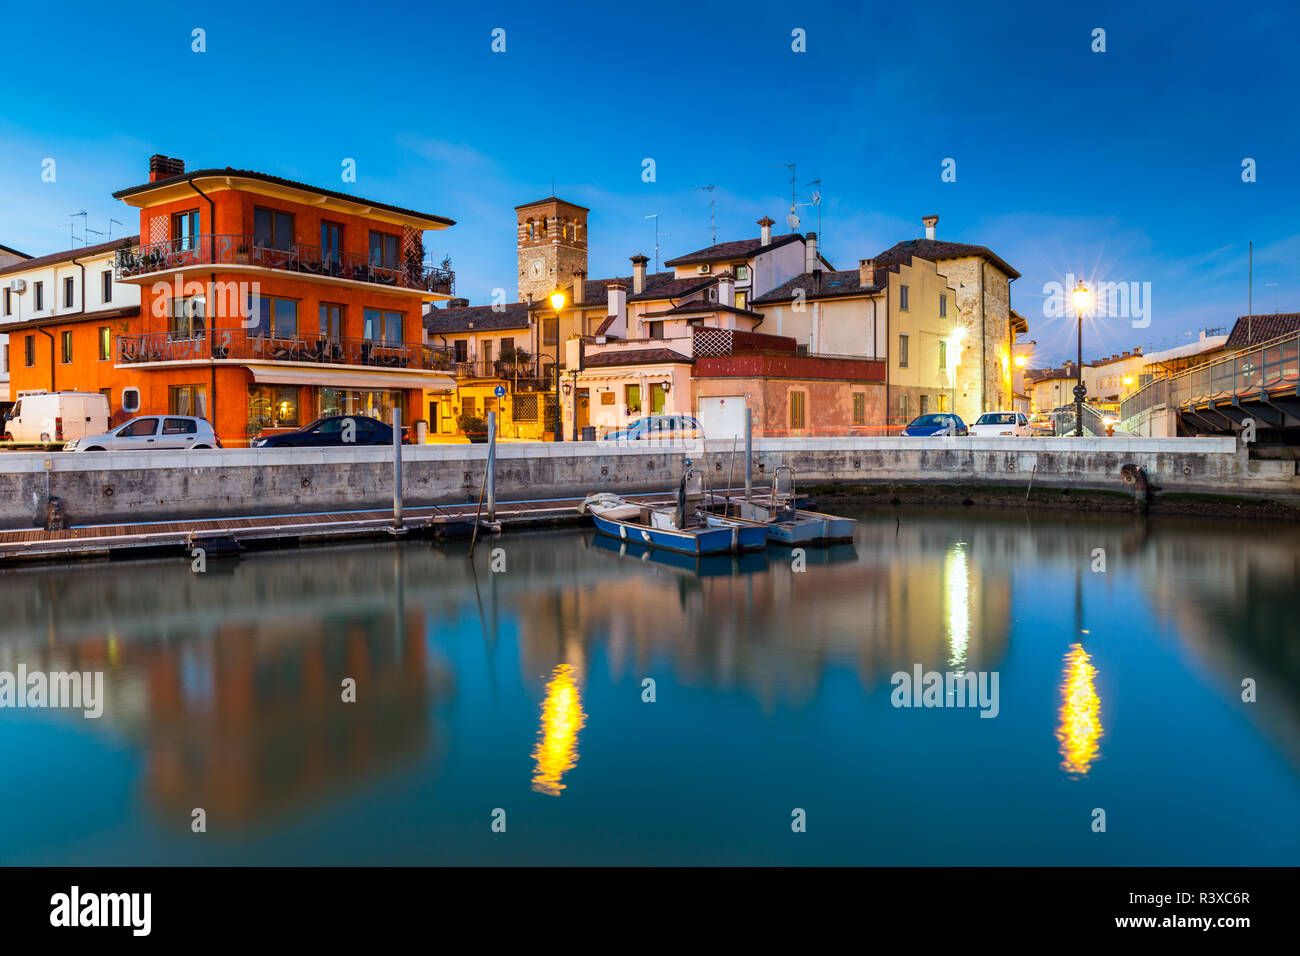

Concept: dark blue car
[[900, 413, 968, 437]]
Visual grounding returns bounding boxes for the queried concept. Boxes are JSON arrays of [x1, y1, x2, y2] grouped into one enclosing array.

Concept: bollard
[[392, 408, 403, 531], [486, 410, 497, 523]]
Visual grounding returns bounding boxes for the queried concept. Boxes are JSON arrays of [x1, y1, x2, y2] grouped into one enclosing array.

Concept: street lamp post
[[549, 291, 565, 442], [1072, 281, 1091, 437]]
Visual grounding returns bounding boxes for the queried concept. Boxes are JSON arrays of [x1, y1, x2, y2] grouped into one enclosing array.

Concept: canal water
[[0, 507, 1296, 865]]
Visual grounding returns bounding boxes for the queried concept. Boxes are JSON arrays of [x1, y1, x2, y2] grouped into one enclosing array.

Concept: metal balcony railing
[[113, 234, 454, 295], [446, 357, 550, 381], [116, 327, 454, 370]]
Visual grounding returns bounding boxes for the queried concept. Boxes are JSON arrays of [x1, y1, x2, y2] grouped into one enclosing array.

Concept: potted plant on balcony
[[115, 239, 139, 274], [457, 411, 488, 444]]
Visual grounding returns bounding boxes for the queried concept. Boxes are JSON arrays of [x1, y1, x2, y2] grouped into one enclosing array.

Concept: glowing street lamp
[[550, 290, 565, 442], [1071, 281, 1091, 437]]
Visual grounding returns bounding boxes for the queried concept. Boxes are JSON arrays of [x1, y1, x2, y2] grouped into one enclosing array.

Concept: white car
[[968, 411, 1031, 437], [63, 415, 221, 452]]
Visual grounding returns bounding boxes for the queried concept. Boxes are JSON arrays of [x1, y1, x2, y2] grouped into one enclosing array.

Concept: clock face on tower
[[529, 259, 544, 280]]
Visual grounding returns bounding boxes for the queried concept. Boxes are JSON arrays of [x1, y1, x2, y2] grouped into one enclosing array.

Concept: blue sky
[[1, 0, 1297, 363]]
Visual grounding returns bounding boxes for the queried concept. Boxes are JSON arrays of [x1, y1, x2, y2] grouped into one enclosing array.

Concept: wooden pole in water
[[744, 408, 753, 502], [486, 410, 497, 523], [392, 408, 403, 531], [468, 457, 488, 559]]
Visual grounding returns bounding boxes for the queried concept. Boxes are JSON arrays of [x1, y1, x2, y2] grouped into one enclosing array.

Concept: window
[[900, 284, 910, 311], [172, 209, 200, 250], [102, 270, 112, 303], [248, 294, 297, 337], [2, 288, 9, 315], [898, 334, 909, 368], [938, 394, 947, 412], [939, 340, 947, 371], [248, 385, 300, 428], [368, 230, 400, 269], [169, 385, 208, 419], [649, 382, 666, 415], [939, 294, 947, 318], [790, 391, 806, 429], [170, 295, 207, 338], [64, 276, 75, 308], [735, 264, 749, 282], [735, 291, 748, 309], [542, 316, 557, 347], [453, 339, 468, 362], [319, 303, 344, 339], [61, 330, 72, 363], [899, 394, 909, 421], [362, 308, 402, 345], [98, 326, 111, 361], [648, 321, 664, 340], [34, 281, 44, 311], [853, 393, 866, 425], [122, 388, 141, 413], [625, 384, 641, 413], [118, 417, 158, 437], [321, 221, 343, 266], [24, 335, 34, 367], [462, 397, 477, 418], [163, 417, 200, 435], [920, 394, 930, 414], [253, 206, 294, 250]]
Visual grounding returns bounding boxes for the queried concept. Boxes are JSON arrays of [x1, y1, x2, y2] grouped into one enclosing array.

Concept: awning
[[246, 364, 455, 391]]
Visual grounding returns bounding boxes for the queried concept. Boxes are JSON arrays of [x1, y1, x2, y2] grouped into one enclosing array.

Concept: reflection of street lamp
[[1072, 281, 1091, 437], [549, 290, 565, 442]]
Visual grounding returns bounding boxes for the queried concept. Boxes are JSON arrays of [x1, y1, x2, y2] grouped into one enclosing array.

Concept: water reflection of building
[[0, 546, 450, 830], [509, 521, 1014, 707]]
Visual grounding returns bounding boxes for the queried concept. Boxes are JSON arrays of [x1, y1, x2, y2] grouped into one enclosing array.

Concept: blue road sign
[[494, 385, 506, 398]]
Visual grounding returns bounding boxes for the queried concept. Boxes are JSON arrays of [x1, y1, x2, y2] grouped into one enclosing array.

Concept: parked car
[[64, 415, 221, 451], [1027, 412, 1056, 437], [251, 415, 408, 448], [969, 411, 1031, 436], [4, 391, 110, 447], [601, 415, 704, 442], [900, 413, 968, 437]]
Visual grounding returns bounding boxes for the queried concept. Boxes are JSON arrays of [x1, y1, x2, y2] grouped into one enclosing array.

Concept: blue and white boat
[[579, 469, 766, 555], [707, 467, 857, 545]]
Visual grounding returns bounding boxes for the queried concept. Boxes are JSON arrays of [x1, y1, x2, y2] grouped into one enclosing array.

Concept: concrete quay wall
[[0, 436, 1294, 529]]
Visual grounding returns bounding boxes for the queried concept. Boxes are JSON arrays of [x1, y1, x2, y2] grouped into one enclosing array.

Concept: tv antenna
[[68, 210, 88, 246], [695, 185, 716, 244], [644, 214, 670, 272], [107, 218, 123, 241], [777, 163, 800, 229]]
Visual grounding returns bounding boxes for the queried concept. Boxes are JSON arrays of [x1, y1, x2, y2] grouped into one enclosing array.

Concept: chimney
[[630, 254, 648, 295], [716, 271, 736, 308], [149, 154, 185, 183], [446, 297, 469, 309], [572, 271, 585, 307], [858, 258, 876, 286], [607, 281, 627, 320], [804, 232, 818, 273], [1135, 346, 1142, 355], [812, 268, 823, 295], [758, 216, 774, 246], [922, 214, 939, 240]]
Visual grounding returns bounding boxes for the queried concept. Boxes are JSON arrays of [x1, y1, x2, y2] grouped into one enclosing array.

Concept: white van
[[3, 392, 111, 447]]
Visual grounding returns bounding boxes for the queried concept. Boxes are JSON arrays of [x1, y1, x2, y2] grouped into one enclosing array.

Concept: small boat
[[706, 466, 856, 545], [579, 468, 766, 555], [589, 532, 769, 577]]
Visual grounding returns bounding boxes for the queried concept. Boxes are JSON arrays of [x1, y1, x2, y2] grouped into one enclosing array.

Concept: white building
[[0, 237, 140, 403]]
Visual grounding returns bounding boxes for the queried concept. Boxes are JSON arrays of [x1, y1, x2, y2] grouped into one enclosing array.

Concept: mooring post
[[744, 408, 753, 501], [392, 408, 403, 531], [487, 410, 497, 523]]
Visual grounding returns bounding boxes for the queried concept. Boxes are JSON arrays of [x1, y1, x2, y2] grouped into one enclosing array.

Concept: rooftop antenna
[[805, 178, 822, 237], [68, 210, 88, 246], [107, 218, 123, 241], [644, 214, 670, 272], [695, 184, 716, 244], [85, 226, 104, 245]]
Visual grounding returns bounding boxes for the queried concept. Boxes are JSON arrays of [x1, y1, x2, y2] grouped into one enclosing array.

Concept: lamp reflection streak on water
[[1056, 643, 1103, 776], [530, 663, 587, 796], [945, 543, 970, 670]]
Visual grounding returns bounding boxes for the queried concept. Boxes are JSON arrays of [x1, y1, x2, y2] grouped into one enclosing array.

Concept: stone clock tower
[[515, 196, 589, 303]]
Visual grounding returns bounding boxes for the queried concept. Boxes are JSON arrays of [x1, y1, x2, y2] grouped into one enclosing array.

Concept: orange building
[[9, 155, 457, 445]]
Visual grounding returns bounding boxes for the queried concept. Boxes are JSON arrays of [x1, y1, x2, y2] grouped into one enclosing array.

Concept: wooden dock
[[0, 491, 694, 564]]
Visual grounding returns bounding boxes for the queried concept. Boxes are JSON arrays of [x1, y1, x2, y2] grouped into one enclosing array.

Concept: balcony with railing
[[446, 356, 554, 390], [116, 327, 453, 371], [113, 235, 454, 295]]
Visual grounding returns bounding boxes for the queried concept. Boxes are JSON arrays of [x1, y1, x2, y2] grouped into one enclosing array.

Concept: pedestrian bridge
[[1121, 330, 1300, 440]]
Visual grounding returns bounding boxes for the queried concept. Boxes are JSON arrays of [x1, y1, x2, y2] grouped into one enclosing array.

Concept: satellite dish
[[786, 212, 800, 229]]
